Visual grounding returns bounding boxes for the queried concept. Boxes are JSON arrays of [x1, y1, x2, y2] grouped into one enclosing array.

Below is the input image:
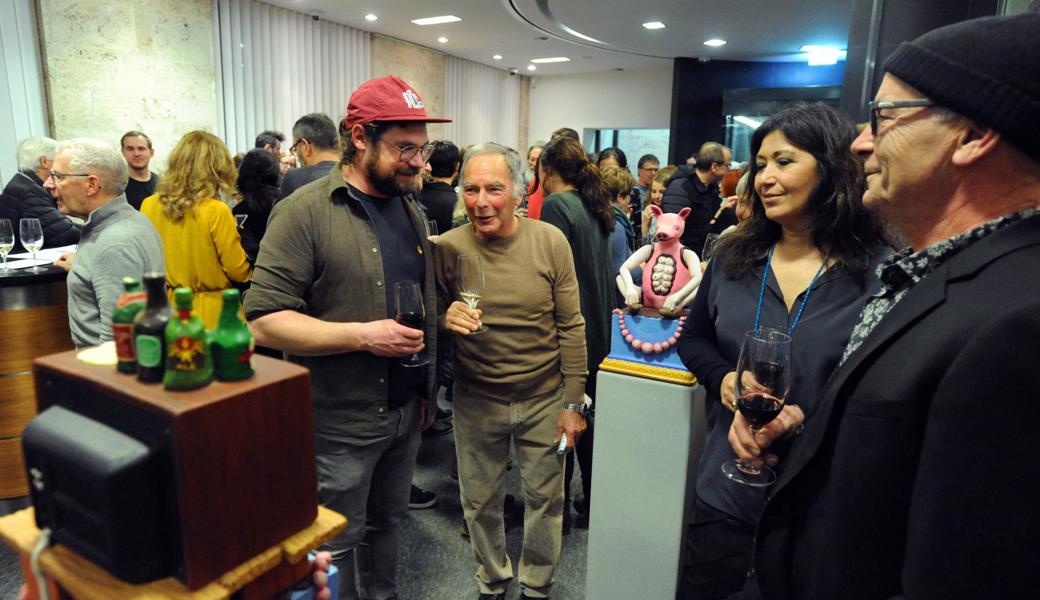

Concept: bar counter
[[0, 266, 74, 498]]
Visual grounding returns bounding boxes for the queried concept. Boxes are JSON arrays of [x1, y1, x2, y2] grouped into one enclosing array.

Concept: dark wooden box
[[31, 351, 317, 589]]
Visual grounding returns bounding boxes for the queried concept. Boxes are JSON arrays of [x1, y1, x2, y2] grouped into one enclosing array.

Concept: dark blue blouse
[[677, 245, 892, 524]]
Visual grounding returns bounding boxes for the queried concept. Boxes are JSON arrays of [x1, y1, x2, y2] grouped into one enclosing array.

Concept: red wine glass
[[395, 281, 429, 367], [721, 327, 792, 486]]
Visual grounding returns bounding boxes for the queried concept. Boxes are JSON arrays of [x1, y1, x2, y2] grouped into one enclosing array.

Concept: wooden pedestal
[[30, 351, 318, 589]]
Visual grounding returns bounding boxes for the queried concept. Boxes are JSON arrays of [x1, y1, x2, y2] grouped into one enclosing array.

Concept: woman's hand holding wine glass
[[728, 404, 805, 468], [721, 327, 793, 487], [720, 371, 738, 413]]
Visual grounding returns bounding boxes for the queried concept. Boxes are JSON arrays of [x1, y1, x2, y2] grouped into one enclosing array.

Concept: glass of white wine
[[0, 219, 14, 272], [456, 254, 488, 334], [19, 218, 44, 273]]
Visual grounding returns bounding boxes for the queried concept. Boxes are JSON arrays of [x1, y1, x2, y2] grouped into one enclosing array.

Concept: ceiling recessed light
[[437, 36, 448, 44], [492, 54, 503, 60], [364, 14, 377, 22], [411, 15, 462, 26], [642, 21, 666, 30], [527, 65, 537, 71], [704, 39, 727, 47], [530, 57, 570, 64]]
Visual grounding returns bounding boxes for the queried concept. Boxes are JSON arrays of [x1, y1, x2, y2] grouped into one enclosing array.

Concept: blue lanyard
[[753, 246, 829, 336]]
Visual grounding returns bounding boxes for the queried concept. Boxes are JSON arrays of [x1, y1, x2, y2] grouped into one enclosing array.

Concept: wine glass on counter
[[456, 254, 488, 334], [0, 219, 14, 272], [721, 327, 792, 487], [395, 281, 430, 367], [702, 233, 722, 260], [19, 218, 44, 273]]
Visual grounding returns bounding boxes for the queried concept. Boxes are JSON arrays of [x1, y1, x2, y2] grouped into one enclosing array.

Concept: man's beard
[[364, 148, 419, 197]]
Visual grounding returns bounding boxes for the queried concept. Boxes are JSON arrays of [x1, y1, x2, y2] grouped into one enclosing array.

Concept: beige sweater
[[435, 217, 588, 405]]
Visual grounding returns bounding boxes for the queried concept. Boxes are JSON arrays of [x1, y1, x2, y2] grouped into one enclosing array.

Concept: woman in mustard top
[[140, 131, 251, 329]]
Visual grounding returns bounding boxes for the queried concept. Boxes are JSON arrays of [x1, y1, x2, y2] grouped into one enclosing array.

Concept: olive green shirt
[[243, 168, 437, 444]]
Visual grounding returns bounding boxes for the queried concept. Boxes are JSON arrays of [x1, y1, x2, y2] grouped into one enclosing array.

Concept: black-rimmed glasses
[[48, 171, 91, 183], [289, 138, 307, 154], [379, 139, 436, 163], [868, 99, 936, 136]]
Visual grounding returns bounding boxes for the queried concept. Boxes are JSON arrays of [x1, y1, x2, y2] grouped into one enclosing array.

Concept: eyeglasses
[[868, 99, 936, 136], [49, 171, 91, 183], [379, 138, 436, 163], [289, 138, 307, 154]]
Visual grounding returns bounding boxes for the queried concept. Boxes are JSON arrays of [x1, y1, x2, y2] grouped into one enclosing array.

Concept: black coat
[[660, 165, 725, 253], [749, 215, 1040, 600], [419, 181, 457, 235], [0, 171, 81, 252]]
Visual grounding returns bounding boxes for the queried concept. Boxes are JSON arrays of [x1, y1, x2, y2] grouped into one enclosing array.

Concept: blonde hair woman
[[140, 131, 251, 328], [641, 169, 671, 243]]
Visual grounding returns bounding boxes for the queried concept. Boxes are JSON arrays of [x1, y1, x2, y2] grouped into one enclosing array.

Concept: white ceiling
[[265, 0, 853, 75]]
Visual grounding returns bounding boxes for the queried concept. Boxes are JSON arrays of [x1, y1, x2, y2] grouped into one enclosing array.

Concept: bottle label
[[116, 292, 147, 309], [168, 336, 206, 371], [136, 335, 162, 367], [113, 324, 135, 361]]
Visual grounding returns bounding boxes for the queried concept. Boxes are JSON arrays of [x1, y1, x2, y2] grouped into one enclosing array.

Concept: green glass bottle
[[113, 277, 147, 374], [211, 289, 255, 381], [163, 287, 213, 391]]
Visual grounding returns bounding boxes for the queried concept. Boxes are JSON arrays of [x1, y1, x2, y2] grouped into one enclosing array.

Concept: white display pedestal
[[585, 369, 707, 600]]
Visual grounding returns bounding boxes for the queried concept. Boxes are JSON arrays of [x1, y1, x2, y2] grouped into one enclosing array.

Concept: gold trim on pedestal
[[598, 358, 697, 386]]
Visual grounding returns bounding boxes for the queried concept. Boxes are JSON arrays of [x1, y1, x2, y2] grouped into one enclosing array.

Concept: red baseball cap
[[343, 76, 452, 128]]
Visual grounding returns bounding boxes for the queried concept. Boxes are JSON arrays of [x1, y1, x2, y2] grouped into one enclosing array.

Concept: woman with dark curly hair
[[675, 103, 892, 599], [234, 148, 281, 264], [539, 135, 616, 529]]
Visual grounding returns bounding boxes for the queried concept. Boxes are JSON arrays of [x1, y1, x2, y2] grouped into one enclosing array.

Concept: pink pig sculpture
[[616, 206, 703, 318]]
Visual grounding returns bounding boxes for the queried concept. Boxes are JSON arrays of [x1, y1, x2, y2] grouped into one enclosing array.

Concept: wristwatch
[[563, 402, 588, 417]]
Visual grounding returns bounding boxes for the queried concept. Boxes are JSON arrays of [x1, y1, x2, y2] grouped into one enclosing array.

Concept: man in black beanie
[[725, 11, 1040, 600]]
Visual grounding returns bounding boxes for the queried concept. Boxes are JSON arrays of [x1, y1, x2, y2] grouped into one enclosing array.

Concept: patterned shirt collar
[[842, 207, 1037, 365], [875, 208, 1038, 296]]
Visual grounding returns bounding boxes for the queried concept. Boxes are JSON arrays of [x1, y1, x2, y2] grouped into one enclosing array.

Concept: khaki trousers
[[454, 384, 565, 598]]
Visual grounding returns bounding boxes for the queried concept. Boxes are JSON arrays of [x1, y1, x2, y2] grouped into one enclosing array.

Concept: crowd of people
[[1, 10, 1038, 600]]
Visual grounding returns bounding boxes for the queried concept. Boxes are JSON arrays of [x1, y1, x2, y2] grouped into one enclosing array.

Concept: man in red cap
[[244, 75, 450, 600]]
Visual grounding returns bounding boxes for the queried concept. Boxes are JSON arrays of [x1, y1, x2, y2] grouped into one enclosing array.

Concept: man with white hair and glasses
[[42, 138, 163, 348], [0, 136, 81, 252]]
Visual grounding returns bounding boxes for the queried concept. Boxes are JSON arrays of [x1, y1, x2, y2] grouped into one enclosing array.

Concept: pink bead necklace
[[613, 308, 686, 354]]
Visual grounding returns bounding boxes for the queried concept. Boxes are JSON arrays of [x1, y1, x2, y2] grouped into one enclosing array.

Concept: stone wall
[[370, 35, 447, 140], [38, 0, 217, 170], [517, 75, 531, 154]]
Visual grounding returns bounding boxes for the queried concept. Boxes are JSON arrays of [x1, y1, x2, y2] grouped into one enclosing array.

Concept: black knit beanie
[[883, 12, 1040, 162]]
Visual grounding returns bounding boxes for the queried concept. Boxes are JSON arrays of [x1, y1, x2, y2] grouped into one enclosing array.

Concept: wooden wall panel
[[0, 375, 36, 437], [1, 301, 72, 499], [0, 438, 29, 498], [0, 304, 74, 374]]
